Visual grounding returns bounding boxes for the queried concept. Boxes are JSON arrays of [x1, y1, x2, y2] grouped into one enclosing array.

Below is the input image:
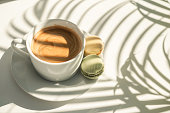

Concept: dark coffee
[[31, 26, 82, 63]]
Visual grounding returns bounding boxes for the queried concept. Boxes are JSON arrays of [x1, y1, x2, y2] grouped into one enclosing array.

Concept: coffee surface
[[31, 26, 82, 63]]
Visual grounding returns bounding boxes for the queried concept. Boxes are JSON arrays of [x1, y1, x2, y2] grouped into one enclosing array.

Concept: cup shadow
[[0, 48, 65, 110]]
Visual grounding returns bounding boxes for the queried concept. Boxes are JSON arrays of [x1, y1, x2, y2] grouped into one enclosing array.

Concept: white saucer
[[11, 50, 97, 102]]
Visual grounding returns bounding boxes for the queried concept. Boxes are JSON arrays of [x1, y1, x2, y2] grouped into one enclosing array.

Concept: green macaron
[[81, 55, 104, 79]]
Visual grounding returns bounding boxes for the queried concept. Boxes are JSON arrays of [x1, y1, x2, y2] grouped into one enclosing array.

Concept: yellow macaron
[[84, 36, 104, 57]]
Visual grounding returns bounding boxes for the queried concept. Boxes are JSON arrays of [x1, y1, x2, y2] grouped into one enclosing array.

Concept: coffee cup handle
[[11, 38, 29, 58]]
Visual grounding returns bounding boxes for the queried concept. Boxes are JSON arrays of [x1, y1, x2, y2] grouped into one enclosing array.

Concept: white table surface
[[0, 0, 170, 112]]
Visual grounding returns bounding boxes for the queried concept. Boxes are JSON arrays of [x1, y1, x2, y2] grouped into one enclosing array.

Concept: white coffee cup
[[11, 19, 86, 82]]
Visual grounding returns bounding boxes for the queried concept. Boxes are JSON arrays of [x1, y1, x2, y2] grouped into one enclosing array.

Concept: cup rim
[[26, 19, 85, 65]]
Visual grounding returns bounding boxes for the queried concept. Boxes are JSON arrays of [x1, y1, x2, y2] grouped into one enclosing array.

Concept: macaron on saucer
[[81, 55, 104, 79], [84, 36, 104, 57]]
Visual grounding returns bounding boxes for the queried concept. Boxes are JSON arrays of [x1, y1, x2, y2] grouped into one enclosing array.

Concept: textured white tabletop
[[0, 0, 170, 112]]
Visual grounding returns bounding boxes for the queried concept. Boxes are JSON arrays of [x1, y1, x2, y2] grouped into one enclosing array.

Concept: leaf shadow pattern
[[162, 35, 170, 68], [2, 0, 170, 112], [131, 0, 170, 27], [118, 52, 170, 113], [0, 0, 16, 4], [6, 0, 49, 39], [0, 46, 7, 52], [113, 0, 170, 112]]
